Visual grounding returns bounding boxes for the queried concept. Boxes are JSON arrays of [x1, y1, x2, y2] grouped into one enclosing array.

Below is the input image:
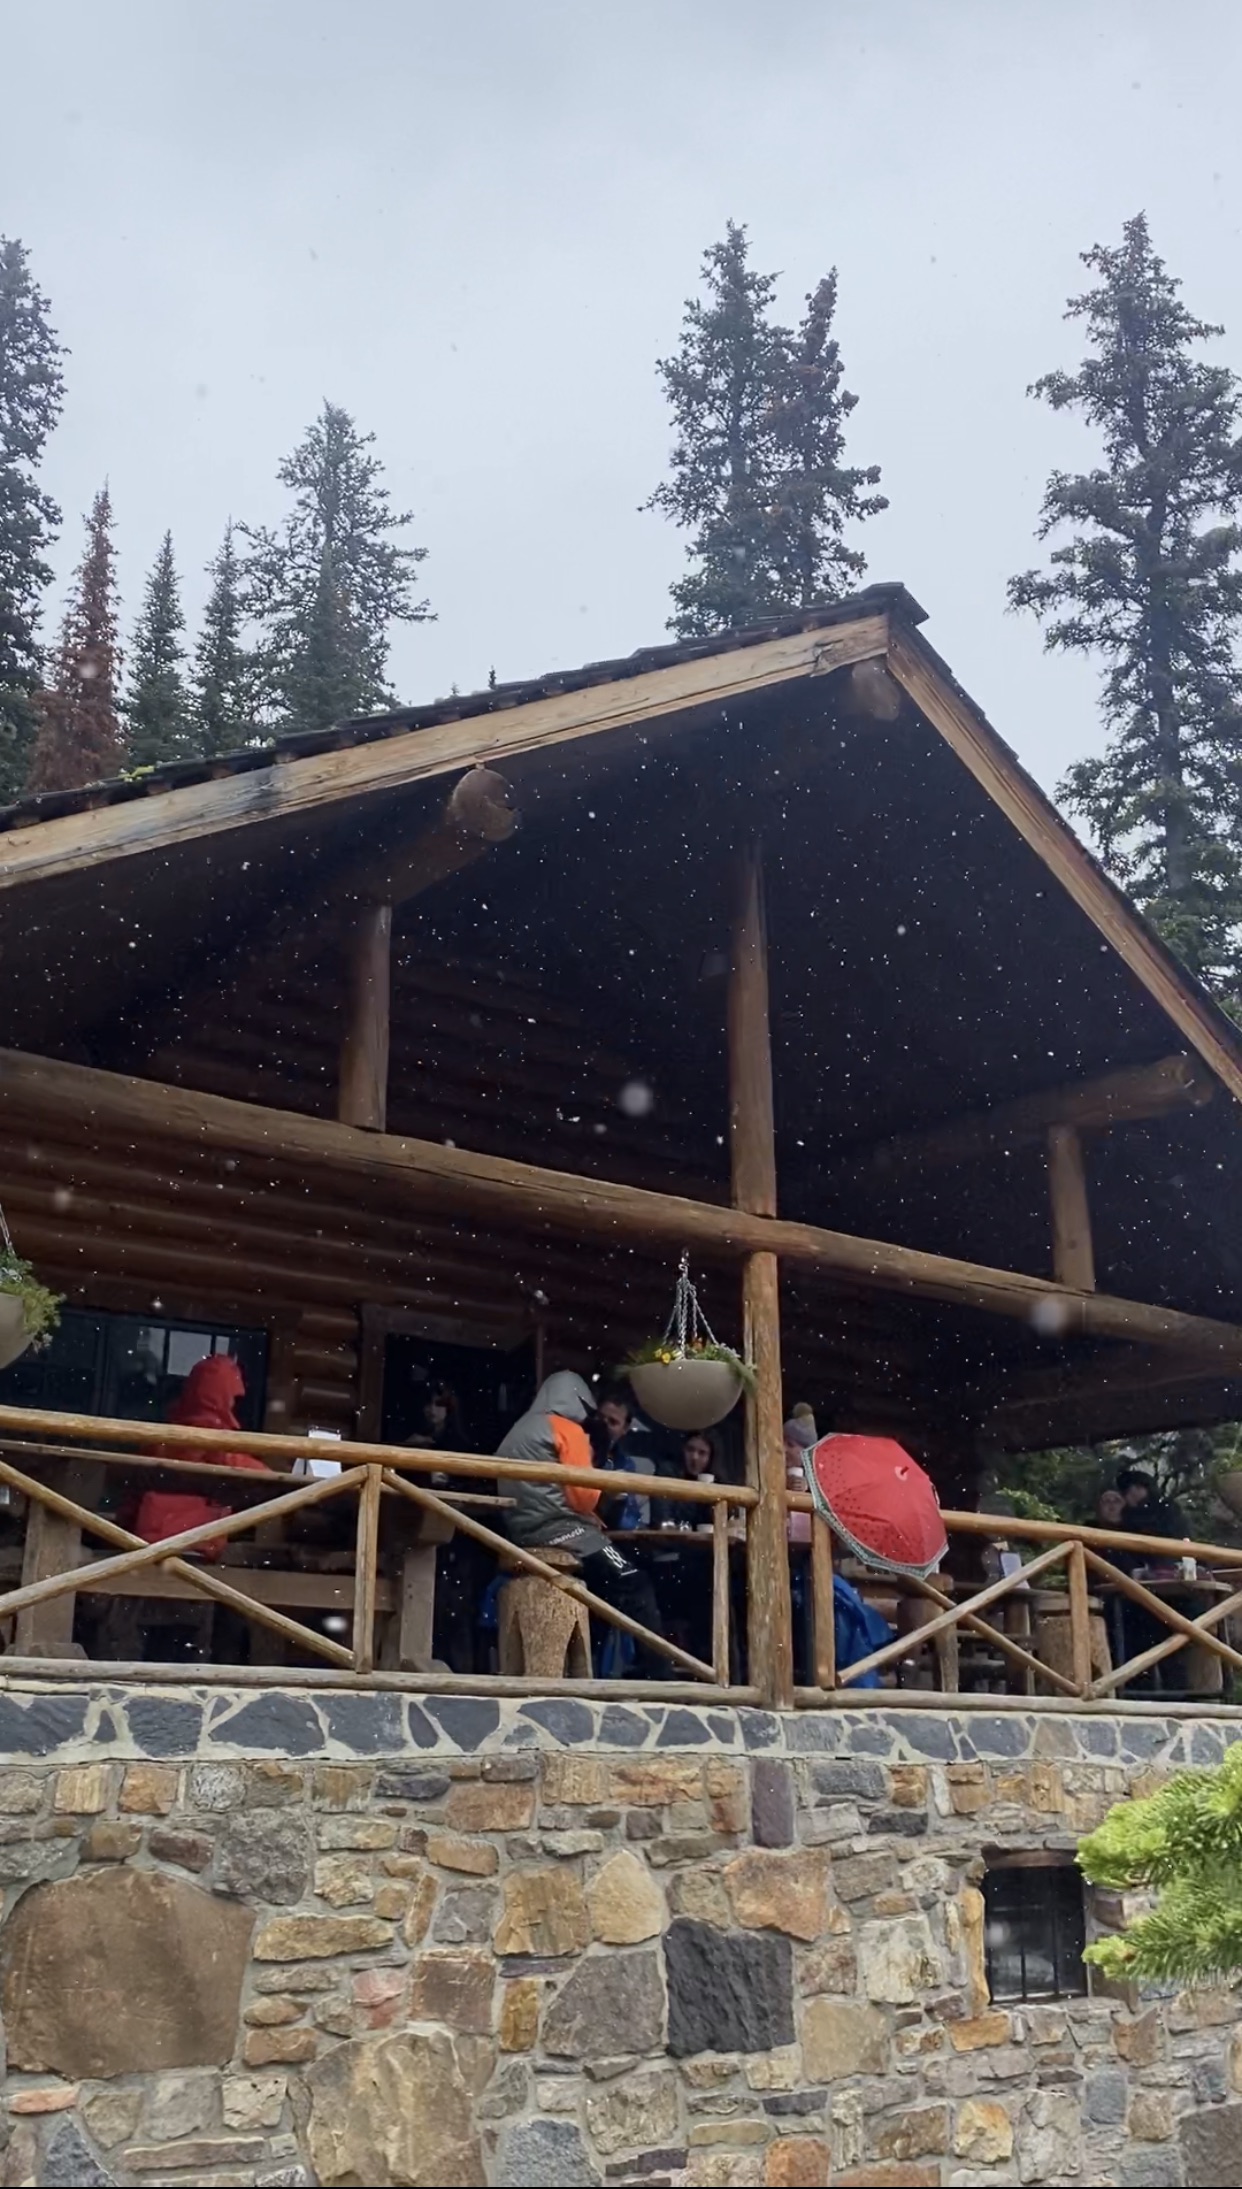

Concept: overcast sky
[[4, 0, 1242, 793]]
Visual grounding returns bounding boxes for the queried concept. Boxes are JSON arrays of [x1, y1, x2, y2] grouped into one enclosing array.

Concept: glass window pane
[[984, 1865, 1086, 2002]]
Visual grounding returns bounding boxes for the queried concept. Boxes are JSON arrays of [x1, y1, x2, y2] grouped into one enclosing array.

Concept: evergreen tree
[[0, 239, 66, 799], [193, 523, 252, 755], [767, 273, 887, 608], [648, 224, 884, 638], [1079, 1740, 1242, 1982], [125, 532, 192, 766], [1010, 214, 1242, 998], [26, 487, 123, 793], [242, 403, 430, 730]]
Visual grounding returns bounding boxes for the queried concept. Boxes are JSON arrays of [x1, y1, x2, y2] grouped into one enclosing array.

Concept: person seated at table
[[404, 1382, 489, 1675], [132, 1355, 267, 1561], [596, 1384, 650, 1531], [499, 1371, 671, 1676], [405, 1380, 464, 1456], [784, 1417, 817, 1544], [1117, 1468, 1188, 1563], [651, 1428, 719, 1528], [1095, 1486, 1137, 1567]]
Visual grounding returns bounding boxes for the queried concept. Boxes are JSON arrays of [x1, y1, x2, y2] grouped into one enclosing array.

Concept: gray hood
[[530, 1371, 596, 1422]]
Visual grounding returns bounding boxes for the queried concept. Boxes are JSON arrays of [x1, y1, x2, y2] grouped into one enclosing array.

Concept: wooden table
[[1093, 1570, 1232, 1697]]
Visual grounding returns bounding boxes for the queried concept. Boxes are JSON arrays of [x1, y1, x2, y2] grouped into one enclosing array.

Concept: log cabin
[[0, 579, 1240, 1710]]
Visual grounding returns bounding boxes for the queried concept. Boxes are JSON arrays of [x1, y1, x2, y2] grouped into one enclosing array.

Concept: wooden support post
[[14, 1460, 99, 1656], [353, 1466, 382, 1674], [811, 1515, 836, 1692], [712, 1501, 730, 1685], [338, 904, 392, 1132], [1066, 1540, 1093, 1695], [729, 841, 793, 1711], [1047, 1124, 1095, 1292], [395, 1544, 438, 1672]]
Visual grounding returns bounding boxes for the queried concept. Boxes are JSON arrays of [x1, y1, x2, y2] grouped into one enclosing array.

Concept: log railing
[[790, 1490, 1242, 1706], [2, 1401, 1242, 1709], [0, 1404, 756, 1699]]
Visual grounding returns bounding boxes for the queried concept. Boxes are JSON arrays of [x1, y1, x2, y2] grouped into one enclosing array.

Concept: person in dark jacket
[[1117, 1469, 1188, 1554], [499, 1371, 670, 1674]]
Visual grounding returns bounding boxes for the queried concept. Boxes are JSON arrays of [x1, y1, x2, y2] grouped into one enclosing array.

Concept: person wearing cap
[[784, 1417, 816, 1544]]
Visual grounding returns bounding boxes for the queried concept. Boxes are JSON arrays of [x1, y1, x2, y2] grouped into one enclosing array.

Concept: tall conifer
[[1011, 214, 1242, 997], [243, 404, 430, 729], [27, 487, 123, 794], [126, 532, 192, 766], [0, 239, 65, 798]]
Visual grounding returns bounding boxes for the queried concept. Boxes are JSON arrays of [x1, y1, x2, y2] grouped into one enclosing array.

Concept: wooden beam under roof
[[829, 1053, 1214, 1182], [0, 614, 889, 892], [887, 623, 1242, 1113], [4, 1045, 1242, 1367]]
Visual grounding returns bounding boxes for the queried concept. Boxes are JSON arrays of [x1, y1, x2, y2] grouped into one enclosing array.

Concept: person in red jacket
[[134, 1354, 266, 1561]]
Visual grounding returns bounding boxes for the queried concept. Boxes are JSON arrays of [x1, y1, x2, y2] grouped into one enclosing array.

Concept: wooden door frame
[[355, 1303, 545, 1443]]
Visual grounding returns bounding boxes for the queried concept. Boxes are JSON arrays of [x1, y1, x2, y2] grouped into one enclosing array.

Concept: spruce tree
[[125, 532, 192, 767], [648, 224, 884, 637], [0, 239, 66, 799], [193, 523, 252, 755], [26, 487, 123, 793], [1010, 214, 1242, 998], [1079, 1739, 1242, 1982], [242, 403, 430, 730], [767, 273, 887, 608]]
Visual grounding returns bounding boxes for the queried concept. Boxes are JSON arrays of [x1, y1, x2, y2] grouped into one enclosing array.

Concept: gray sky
[[4, 0, 1242, 792]]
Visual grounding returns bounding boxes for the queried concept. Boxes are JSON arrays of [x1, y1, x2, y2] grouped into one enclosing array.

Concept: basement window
[[983, 1856, 1087, 2003]]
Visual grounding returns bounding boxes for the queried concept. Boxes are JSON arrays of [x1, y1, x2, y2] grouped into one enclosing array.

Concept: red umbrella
[[803, 1434, 947, 1579]]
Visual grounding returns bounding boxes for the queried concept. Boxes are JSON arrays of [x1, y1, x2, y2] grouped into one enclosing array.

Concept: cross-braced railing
[[789, 1488, 1242, 1703], [0, 1403, 756, 1696]]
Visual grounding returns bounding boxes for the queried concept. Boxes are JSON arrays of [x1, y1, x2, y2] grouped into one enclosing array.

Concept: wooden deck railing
[[0, 1401, 1241, 1710], [0, 1404, 756, 1700], [789, 1491, 1242, 1706]]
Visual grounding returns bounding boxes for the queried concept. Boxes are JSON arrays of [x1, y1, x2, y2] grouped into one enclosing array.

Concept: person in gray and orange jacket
[[499, 1371, 671, 1676]]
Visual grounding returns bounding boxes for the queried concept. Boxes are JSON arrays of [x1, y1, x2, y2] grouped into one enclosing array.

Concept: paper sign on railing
[[293, 1428, 343, 1481]]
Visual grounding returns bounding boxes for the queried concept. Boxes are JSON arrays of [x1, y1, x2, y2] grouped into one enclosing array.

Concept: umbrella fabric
[[802, 1434, 947, 1579]]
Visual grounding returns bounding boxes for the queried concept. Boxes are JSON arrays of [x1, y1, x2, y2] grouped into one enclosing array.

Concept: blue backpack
[[833, 1575, 893, 1689]]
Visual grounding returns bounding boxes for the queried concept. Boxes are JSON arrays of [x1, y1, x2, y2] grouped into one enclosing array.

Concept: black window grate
[[983, 1863, 1087, 2002]]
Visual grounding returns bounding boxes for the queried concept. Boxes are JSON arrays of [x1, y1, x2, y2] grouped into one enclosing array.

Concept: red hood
[[168, 1353, 246, 1431]]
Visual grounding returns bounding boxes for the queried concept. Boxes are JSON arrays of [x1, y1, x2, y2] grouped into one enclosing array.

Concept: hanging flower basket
[[624, 1253, 753, 1431], [629, 1354, 745, 1431], [0, 1205, 64, 1371]]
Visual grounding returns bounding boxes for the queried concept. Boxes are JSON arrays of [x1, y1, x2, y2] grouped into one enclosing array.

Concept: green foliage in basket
[[0, 1255, 63, 1348], [623, 1337, 756, 1396]]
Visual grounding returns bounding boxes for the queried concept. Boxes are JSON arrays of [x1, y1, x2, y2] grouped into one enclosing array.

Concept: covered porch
[[0, 587, 1241, 1711]]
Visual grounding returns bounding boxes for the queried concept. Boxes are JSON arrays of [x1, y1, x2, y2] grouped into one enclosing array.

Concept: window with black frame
[[0, 1308, 267, 1430], [983, 1860, 1087, 2003]]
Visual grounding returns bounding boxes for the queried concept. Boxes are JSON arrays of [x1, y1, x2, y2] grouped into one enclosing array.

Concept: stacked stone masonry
[[0, 1685, 1237, 2188]]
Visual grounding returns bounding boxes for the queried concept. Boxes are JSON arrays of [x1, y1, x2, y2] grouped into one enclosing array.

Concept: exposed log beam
[[887, 624, 1242, 1113], [981, 1341, 1242, 1427], [111, 767, 517, 1073], [1047, 1124, 1095, 1291], [828, 1053, 1215, 1181], [338, 903, 392, 1132], [0, 613, 889, 892], [3, 1045, 1242, 1366], [728, 841, 792, 1710]]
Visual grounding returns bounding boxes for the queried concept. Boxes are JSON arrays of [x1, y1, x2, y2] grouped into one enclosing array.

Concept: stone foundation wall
[[0, 1684, 1238, 2189]]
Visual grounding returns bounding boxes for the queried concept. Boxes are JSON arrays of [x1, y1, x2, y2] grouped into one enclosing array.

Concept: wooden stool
[[1031, 1589, 1110, 1687], [498, 1549, 592, 1678]]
